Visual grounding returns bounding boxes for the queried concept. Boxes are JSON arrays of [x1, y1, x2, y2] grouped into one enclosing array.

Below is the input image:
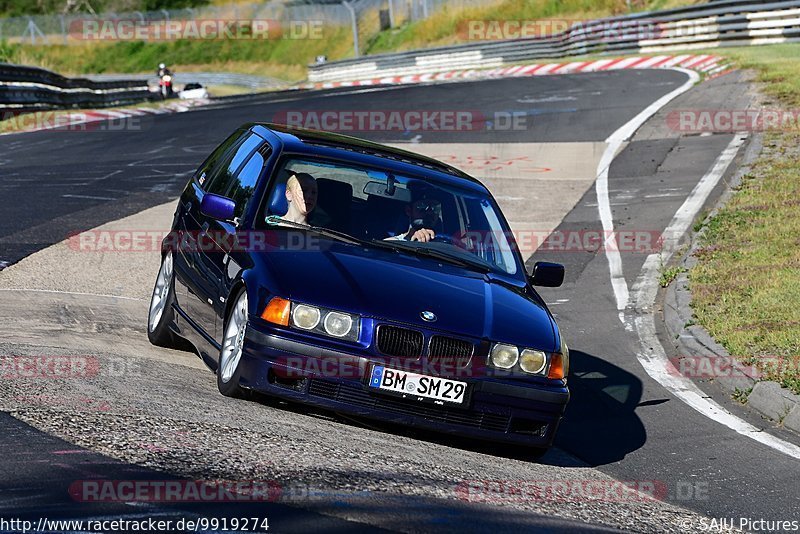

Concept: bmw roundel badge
[[420, 311, 437, 322]]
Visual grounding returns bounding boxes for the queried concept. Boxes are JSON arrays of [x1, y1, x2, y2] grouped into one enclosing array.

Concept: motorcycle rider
[[157, 63, 174, 98], [156, 63, 172, 77]]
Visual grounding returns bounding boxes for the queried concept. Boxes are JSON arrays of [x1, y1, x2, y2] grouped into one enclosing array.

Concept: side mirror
[[200, 193, 236, 221], [529, 261, 565, 287]]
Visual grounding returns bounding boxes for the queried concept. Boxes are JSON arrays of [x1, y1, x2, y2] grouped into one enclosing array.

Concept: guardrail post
[[342, 1, 359, 58], [23, 18, 46, 45], [59, 15, 67, 45]]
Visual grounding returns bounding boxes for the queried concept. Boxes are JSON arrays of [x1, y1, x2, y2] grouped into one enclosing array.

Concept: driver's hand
[[407, 228, 435, 242]]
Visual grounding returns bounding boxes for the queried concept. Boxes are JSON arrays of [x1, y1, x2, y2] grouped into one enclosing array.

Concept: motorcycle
[[159, 73, 174, 99]]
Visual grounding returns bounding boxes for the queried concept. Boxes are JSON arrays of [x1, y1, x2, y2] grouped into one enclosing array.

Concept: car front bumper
[[239, 323, 569, 448]]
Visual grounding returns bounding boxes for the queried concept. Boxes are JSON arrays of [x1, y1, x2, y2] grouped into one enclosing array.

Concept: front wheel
[[217, 288, 248, 398], [148, 251, 179, 348]]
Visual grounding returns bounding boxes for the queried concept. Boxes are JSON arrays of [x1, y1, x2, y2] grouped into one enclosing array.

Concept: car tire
[[217, 288, 248, 398], [147, 251, 180, 348]]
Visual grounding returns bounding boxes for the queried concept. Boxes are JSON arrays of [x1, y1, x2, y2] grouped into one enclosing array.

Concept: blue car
[[148, 124, 569, 454]]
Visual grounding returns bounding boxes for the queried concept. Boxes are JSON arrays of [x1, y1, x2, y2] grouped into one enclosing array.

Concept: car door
[[175, 129, 248, 339], [190, 132, 266, 344]]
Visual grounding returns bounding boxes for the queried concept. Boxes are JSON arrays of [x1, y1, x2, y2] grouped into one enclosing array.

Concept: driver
[[386, 194, 442, 242], [283, 172, 318, 224]]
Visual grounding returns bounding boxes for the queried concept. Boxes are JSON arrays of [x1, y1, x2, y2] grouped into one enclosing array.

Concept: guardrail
[[308, 0, 800, 82], [86, 72, 288, 91], [0, 63, 151, 114]]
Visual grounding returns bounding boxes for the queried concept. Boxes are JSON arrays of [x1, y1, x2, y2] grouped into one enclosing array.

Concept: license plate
[[368, 365, 467, 405]]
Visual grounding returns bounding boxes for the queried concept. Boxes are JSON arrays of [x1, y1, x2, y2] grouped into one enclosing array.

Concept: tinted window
[[206, 133, 263, 197], [227, 146, 270, 219], [194, 130, 244, 189], [260, 156, 522, 276]]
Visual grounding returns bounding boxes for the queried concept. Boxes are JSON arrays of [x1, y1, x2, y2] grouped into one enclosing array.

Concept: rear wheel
[[217, 289, 248, 398], [148, 252, 179, 348]]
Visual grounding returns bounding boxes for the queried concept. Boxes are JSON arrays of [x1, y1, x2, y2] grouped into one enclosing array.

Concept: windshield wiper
[[378, 240, 491, 273], [265, 216, 367, 246]]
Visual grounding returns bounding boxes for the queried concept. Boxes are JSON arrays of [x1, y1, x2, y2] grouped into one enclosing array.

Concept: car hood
[[256, 245, 558, 351]]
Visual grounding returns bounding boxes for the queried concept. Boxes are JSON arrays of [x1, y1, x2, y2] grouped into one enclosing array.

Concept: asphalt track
[[1, 69, 799, 532]]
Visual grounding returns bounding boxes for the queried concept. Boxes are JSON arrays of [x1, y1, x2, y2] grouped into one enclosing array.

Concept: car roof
[[248, 123, 490, 194]]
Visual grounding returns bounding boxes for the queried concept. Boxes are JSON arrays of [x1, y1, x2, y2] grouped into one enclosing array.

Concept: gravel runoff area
[[0, 199, 743, 533], [0, 339, 737, 533]]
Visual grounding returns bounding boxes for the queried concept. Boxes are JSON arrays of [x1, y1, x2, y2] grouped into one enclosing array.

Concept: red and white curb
[[297, 54, 732, 90], [0, 98, 212, 136]]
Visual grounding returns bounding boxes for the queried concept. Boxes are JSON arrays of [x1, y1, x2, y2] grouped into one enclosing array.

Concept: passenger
[[387, 195, 442, 242], [283, 173, 318, 225]]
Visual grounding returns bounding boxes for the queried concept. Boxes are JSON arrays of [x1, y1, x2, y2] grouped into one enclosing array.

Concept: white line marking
[[0, 288, 144, 301], [592, 67, 800, 457], [61, 194, 115, 201], [643, 192, 684, 198], [626, 134, 800, 460], [596, 68, 700, 310], [659, 134, 747, 252]]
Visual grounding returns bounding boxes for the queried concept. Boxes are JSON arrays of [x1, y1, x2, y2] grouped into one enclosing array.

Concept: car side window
[[226, 145, 272, 219], [205, 133, 263, 197], [194, 130, 245, 189]]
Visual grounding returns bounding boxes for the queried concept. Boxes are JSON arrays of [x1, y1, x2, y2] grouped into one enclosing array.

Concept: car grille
[[376, 325, 423, 358], [428, 335, 474, 366], [308, 379, 510, 432]]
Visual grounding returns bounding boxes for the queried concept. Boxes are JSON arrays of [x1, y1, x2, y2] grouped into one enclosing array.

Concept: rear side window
[[194, 129, 245, 189], [205, 133, 262, 197]]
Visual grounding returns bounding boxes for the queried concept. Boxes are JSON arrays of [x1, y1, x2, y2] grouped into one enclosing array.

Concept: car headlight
[[490, 343, 519, 369], [292, 304, 320, 330], [277, 301, 359, 341], [520, 349, 547, 374], [323, 311, 353, 337]]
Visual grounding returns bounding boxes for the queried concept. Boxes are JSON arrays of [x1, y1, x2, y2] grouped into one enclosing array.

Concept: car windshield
[[260, 156, 522, 276]]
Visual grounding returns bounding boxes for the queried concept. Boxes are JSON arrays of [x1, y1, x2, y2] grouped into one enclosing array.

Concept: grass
[[0, 0, 701, 80], [365, 0, 703, 55], [685, 44, 800, 396], [659, 265, 685, 288], [732, 387, 752, 404], [690, 130, 800, 395], [706, 45, 800, 108], [0, 26, 353, 82]]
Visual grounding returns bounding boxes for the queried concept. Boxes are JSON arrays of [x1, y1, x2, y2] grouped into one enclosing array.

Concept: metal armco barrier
[[0, 63, 151, 114], [308, 0, 800, 82]]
